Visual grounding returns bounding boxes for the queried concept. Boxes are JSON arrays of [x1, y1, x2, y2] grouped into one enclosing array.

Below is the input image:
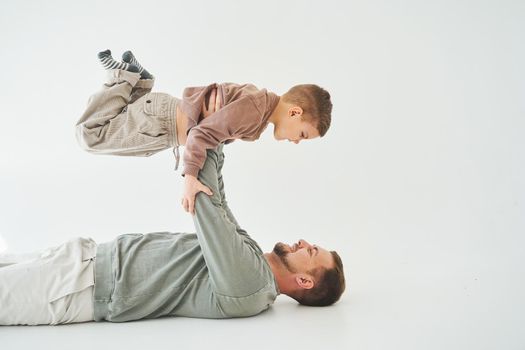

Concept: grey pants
[[76, 69, 180, 159]]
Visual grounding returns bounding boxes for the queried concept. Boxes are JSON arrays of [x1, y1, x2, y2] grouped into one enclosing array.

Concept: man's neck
[[264, 252, 292, 295]]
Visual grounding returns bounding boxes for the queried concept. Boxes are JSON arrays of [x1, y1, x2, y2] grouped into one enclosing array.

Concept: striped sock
[[97, 49, 140, 73], [122, 50, 154, 80]]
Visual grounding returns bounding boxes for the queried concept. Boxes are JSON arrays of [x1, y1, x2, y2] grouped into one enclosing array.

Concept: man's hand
[[201, 88, 222, 119], [181, 174, 213, 215]]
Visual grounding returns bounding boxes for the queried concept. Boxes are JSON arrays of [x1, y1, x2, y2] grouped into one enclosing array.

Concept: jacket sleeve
[[182, 96, 262, 177]]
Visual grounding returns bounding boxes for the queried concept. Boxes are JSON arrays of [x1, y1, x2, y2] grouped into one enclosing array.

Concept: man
[[0, 146, 345, 325]]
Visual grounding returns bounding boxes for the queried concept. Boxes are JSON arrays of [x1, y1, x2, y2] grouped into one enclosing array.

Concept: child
[[76, 50, 332, 214]]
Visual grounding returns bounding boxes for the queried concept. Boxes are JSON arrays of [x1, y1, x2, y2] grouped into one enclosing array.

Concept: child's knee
[[75, 125, 104, 153], [75, 125, 94, 152]]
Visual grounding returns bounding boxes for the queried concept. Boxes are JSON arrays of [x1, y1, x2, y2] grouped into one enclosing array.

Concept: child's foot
[[122, 50, 154, 80], [97, 49, 140, 73]]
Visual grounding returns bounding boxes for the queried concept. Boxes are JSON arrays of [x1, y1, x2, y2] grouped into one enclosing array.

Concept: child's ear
[[289, 106, 303, 117]]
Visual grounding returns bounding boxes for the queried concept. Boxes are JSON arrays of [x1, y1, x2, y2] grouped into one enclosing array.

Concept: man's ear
[[288, 106, 303, 118], [295, 274, 314, 290]]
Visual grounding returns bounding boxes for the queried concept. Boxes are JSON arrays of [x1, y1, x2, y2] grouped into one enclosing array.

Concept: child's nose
[[298, 239, 312, 248]]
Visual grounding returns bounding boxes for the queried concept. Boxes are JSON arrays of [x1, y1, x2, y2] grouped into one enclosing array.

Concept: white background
[[1, 0, 524, 349]]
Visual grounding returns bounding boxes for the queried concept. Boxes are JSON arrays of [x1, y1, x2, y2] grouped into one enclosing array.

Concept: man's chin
[[273, 242, 288, 257], [273, 243, 296, 273]]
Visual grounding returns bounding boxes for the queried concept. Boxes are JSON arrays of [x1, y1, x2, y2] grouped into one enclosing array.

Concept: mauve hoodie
[[179, 83, 279, 177]]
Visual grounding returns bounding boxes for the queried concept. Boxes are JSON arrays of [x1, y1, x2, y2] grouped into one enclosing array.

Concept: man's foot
[[122, 50, 154, 80], [97, 49, 140, 73]]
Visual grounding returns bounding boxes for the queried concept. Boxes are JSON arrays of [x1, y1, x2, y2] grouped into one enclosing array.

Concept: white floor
[[2, 255, 524, 350]]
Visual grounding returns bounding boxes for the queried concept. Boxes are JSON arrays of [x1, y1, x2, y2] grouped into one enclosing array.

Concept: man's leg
[[0, 238, 96, 325], [0, 251, 40, 268]]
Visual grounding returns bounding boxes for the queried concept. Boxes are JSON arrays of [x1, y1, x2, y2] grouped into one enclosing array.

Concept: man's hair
[[281, 84, 332, 137], [294, 251, 346, 306]]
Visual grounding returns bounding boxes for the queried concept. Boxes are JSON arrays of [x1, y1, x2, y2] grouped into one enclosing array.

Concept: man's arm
[[192, 147, 267, 297], [215, 152, 243, 230]]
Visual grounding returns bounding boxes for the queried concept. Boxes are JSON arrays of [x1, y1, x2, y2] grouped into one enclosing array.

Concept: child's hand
[[181, 175, 213, 215], [201, 88, 222, 119]]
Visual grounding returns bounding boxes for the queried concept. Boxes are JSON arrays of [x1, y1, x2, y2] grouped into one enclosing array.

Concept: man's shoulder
[[215, 281, 279, 317]]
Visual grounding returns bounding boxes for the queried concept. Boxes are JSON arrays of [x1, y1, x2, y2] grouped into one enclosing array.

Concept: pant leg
[[76, 69, 142, 131], [129, 78, 154, 104], [0, 238, 96, 326], [75, 69, 178, 157], [50, 285, 95, 325], [0, 251, 41, 268]]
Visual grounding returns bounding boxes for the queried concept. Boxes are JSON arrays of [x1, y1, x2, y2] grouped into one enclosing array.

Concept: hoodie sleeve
[[182, 95, 263, 177], [180, 84, 218, 126]]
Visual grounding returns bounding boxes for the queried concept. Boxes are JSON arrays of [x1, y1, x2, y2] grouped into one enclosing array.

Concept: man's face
[[273, 113, 320, 144], [272, 239, 334, 274]]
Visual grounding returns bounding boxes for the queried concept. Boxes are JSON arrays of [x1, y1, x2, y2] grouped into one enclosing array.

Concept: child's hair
[[282, 84, 332, 136]]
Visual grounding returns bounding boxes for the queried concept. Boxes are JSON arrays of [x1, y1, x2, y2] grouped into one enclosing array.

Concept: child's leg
[[75, 69, 178, 157], [122, 50, 154, 80], [130, 78, 154, 104], [122, 50, 155, 103]]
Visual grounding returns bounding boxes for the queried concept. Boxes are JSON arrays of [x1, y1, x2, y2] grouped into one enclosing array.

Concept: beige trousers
[[0, 238, 96, 326], [76, 69, 180, 160]]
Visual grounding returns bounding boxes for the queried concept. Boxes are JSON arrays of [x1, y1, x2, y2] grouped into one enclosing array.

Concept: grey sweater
[[93, 147, 279, 322]]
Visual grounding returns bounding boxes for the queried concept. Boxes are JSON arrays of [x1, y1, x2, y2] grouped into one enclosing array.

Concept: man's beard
[[273, 242, 297, 273]]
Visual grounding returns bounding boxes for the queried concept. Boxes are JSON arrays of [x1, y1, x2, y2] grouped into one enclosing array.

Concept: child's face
[[274, 114, 320, 144]]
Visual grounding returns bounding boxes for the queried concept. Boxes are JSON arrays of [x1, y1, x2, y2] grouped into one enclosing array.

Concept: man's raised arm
[[192, 145, 268, 298]]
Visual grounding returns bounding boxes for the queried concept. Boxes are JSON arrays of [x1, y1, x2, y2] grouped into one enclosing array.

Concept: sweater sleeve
[[192, 148, 268, 298], [182, 96, 262, 177]]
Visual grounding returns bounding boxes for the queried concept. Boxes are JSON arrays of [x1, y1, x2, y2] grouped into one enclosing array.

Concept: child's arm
[[181, 96, 263, 215], [201, 88, 221, 119], [183, 97, 262, 177], [181, 90, 224, 215]]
